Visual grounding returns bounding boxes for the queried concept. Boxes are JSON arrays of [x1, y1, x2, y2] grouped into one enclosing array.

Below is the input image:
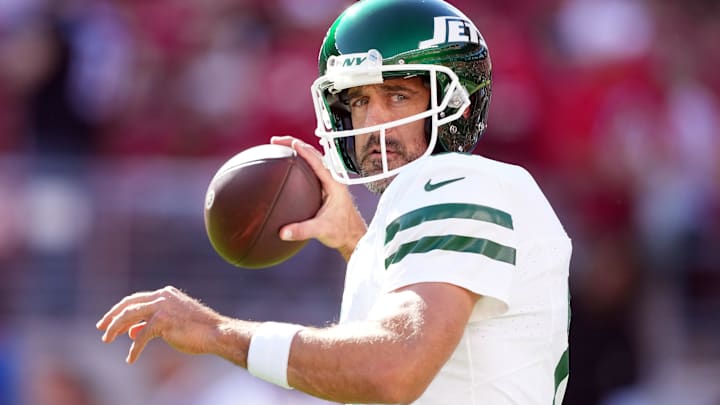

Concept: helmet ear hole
[[436, 90, 487, 154]]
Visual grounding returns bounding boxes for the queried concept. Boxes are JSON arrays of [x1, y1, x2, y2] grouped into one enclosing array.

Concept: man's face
[[348, 77, 430, 194]]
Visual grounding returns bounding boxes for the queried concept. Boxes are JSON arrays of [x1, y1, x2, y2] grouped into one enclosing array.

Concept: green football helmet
[[311, 0, 492, 185]]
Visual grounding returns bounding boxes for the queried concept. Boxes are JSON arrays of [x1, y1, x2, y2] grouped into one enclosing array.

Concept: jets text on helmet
[[419, 16, 484, 49]]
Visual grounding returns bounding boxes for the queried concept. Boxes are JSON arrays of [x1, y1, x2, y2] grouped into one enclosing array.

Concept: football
[[203, 144, 322, 269]]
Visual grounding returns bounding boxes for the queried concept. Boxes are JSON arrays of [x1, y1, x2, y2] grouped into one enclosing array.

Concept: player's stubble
[[356, 134, 427, 194]]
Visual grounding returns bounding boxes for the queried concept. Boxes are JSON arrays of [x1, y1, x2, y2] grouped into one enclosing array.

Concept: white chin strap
[[311, 51, 470, 185]]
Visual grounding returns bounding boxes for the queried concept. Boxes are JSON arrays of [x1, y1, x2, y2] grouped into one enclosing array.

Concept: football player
[[97, 1, 572, 404]]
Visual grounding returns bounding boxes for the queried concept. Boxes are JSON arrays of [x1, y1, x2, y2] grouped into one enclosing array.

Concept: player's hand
[[271, 136, 367, 261], [96, 286, 223, 364]]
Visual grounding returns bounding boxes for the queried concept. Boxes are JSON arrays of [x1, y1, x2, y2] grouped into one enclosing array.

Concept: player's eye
[[390, 94, 408, 103], [350, 97, 368, 108]]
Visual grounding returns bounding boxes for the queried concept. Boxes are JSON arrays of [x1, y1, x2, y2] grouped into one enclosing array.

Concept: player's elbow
[[377, 381, 425, 404], [369, 361, 430, 404]]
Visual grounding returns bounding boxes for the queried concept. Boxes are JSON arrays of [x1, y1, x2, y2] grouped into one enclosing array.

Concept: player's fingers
[[269, 135, 296, 147], [273, 137, 337, 190], [96, 289, 166, 330], [102, 297, 166, 343], [290, 139, 336, 186], [126, 322, 155, 364], [292, 141, 356, 210], [128, 321, 147, 340]]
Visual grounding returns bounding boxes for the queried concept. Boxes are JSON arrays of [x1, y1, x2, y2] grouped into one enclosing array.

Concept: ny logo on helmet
[[419, 16, 484, 49], [342, 57, 367, 67]]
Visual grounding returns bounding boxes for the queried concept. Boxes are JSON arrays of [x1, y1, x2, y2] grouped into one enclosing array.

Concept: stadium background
[[0, 0, 718, 403]]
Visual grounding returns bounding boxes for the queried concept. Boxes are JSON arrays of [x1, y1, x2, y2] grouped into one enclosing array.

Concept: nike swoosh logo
[[424, 177, 466, 191]]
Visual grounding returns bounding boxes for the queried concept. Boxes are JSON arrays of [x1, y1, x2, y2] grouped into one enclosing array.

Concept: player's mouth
[[361, 145, 398, 162], [359, 148, 404, 175], [359, 134, 398, 157], [367, 148, 397, 158]]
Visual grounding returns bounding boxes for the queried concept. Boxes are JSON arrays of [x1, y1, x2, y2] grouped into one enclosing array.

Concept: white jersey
[[340, 153, 571, 405]]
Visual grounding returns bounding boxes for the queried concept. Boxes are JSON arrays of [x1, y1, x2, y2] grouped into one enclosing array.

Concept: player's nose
[[363, 99, 392, 128]]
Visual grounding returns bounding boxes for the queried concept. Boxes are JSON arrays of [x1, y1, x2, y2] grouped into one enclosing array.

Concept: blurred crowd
[[0, 0, 719, 404]]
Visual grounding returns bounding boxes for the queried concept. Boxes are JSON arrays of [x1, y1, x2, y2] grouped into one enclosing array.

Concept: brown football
[[204, 144, 322, 269]]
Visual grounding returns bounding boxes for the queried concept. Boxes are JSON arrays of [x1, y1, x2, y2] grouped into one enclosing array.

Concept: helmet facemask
[[311, 49, 471, 185]]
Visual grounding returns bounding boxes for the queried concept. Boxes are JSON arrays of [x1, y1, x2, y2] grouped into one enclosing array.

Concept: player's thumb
[[279, 223, 303, 242], [280, 217, 324, 242]]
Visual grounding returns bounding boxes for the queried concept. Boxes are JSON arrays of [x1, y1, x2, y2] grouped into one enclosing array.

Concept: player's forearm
[[287, 323, 430, 404], [209, 318, 421, 403], [210, 317, 259, 369], [209, 289, 453, 404]]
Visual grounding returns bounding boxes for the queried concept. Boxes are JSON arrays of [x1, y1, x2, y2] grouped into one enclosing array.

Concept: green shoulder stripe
[[385, 203, 514, 245], [385, 235, 516, 269]]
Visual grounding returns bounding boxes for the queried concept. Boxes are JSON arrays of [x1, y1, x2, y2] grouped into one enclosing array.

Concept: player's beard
[[363, 173, 394, 194], [357, 134, 424, 194]]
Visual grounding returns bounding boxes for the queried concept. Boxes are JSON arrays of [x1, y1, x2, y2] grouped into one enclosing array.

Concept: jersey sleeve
[[380, 156, 518, 318]]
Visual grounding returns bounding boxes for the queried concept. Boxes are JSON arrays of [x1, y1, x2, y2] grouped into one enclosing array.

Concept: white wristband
[[247, 322, 304, 389]]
